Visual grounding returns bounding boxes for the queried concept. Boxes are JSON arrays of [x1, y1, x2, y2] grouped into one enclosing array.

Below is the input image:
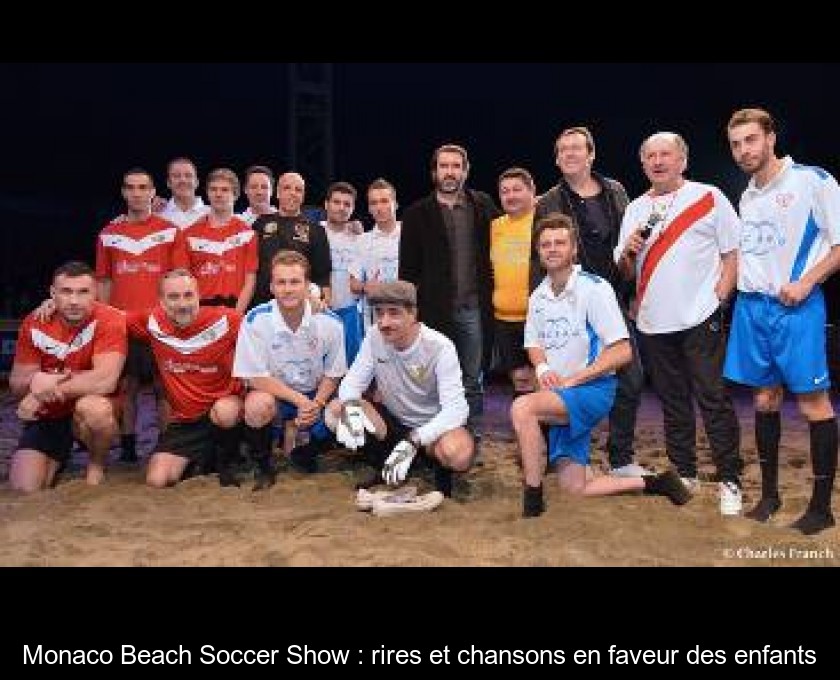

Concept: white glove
[[382, 439, 418, 486], [336, 403, 376, 450]]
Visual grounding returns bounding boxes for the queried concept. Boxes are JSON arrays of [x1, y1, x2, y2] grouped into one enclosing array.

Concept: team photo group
[[7, 107, 839, 536]]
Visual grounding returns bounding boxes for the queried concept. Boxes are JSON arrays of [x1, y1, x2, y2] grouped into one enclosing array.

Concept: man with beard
[[725, 107, 840, 534], [399, 144, 500, 457], [9, 261, 126, 492]]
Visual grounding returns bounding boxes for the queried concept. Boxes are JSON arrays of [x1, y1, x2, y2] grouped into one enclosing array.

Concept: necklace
[[643, 184, 682, 237]]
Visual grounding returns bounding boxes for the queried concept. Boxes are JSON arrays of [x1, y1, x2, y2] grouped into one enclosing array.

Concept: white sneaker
[[719, 481, 742, 516], [355, 485, 417, 511], [609, 463, 652, 478], [371, 490, 445, 517], [680, 477, 700, 493]]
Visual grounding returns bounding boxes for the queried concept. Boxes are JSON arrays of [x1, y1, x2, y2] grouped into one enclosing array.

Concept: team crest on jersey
[[740, 220, 785, 256], [293, 222, 310, 243], [542, 317, 576, 350], [775, 192, 796, 209], [407, 363, 428, 382]]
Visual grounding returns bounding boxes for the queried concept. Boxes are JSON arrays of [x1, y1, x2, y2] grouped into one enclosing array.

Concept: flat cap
[[368, 280, 417, 307]]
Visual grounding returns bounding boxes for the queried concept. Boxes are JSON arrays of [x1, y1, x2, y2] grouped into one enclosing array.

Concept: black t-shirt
[[251, 214, 332, 304]]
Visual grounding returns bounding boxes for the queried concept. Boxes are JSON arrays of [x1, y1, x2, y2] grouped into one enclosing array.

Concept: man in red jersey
[[182, 168, 258, 312], [127, 269, 245, 488], [95, 167, 188, 463], [9, 261, 127, 492]]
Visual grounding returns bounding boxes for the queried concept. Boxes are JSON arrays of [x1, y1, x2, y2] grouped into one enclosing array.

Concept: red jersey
[[182, 216, 258, 300], [95, 214, 188, 311], [127, 307, 242, 422], [14, 302, 127, 419]]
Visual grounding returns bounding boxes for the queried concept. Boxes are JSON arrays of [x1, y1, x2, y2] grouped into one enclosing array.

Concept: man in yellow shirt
[[491, 168, 537, 396]]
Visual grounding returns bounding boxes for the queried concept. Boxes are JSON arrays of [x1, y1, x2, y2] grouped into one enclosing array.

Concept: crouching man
[[325, 280, 474, 497], [9, 261, 126, 491], [511, 214, 690, 517], [127, 269, 244, 488]]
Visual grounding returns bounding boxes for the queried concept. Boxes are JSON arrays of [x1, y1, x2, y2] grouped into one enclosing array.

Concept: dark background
[[2, 62, 839, 317]]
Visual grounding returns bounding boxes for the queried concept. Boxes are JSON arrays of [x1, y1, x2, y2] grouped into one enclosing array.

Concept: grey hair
[[640, 131, 689, 165]]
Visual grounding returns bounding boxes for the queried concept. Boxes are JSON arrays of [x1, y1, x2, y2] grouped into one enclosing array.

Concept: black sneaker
[[523, 485, 545, 518], [790, 509, 835, 535], [289, 443, 319, 474], [744, 497, 781, 523]]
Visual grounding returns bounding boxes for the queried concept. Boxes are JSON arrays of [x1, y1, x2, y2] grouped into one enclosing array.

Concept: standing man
[[9, 261, 126, 491], [182, 168, 258, 312], [321, 181, 364, 364], [127, 269, 245, 489], [533, 126, 645, 477], [325, 280, 473, 498], [399, 143, 500, 450], [251, 172, 332, 306], [615, 131, 744, 515], [157, 157, 211, 229], [350, 178, 402, 332], [237, 165, 278, 225], [490, 167, 537, 396], [95, 168, 188, 463], [725, 108, 840, 534], [511, 216, 690, 517], [233, 250, 346, 479]]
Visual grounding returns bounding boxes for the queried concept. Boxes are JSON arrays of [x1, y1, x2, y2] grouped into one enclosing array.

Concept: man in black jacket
[[399, 144, 500, 461], [533, 126, 646, 477]]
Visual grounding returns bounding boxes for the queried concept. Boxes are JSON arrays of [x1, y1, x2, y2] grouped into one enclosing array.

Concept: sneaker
[[789, 509, 835, 535], [609, 462, 652, 478], [719, 481, 742, 516], [371, 490, 444, 517], [744, 497, 781, 522], [355, 485, 418, 511], [680, 477, 700, 493]]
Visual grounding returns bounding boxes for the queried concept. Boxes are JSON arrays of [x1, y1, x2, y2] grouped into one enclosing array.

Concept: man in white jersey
[[615, 131, 744, 515], [725, 108, 840, 535], [233, 250, 346, 484], [511, 214, 690, 517], [324, 280, 474, 498], [321, 181, 364, 364], [350, 178, 402, 332]]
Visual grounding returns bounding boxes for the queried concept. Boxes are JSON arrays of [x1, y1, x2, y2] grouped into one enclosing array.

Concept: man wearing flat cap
[[324, 280, 474, 497]]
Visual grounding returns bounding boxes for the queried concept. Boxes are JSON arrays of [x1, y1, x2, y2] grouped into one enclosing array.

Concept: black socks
[[745, 411, 782, 522], [523, 484, 544, 518]]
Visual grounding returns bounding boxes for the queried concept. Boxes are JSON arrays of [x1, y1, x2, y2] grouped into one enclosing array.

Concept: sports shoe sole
[[371, 491, 444, 517], [355, 485, 418, 511]]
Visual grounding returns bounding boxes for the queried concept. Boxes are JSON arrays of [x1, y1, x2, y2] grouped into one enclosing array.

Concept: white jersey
[[615, 180, 740, 334], [233, 300, 346, 394], [237, 206, 278, 226], [349, 223, 401, 329], [338, 323, 468, 446], [737, 156, 840, 295], [322, 223, 361, 311], [158, 197, 210, 230], [524, 266, 628, 378]]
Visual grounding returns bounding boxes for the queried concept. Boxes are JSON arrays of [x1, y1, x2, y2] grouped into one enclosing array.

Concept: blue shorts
[[547, 376, 617, 466], [278, 391, 330, 441], [334, 303, 363, 366], [724, 289, 830, 394]]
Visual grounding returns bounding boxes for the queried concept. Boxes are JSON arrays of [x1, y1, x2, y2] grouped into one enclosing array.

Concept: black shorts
[[154, 414, 214, 463], [361, 402, 415, 468], [16, 418, 74, 463], [494, 319, 529, 373], [124, 338, 156, 384]]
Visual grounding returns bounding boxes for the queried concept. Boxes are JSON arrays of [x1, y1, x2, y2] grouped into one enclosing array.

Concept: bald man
[[251, 172, 332, 305]]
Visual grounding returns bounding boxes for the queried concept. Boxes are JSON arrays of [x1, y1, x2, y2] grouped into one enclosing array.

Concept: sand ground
[[1, 382, 837, 566]]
